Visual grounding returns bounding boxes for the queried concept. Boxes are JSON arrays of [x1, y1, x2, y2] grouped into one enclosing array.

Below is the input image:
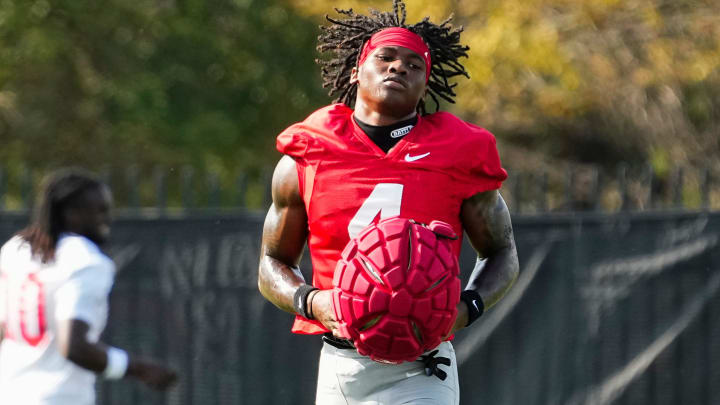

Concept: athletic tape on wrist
[[460, 290, 484, 327], [103, 347, 129, 380], [293, 284, 318, 320]]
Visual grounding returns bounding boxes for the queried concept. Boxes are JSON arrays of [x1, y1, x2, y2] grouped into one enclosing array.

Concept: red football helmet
[[331, 216, 461, 363]]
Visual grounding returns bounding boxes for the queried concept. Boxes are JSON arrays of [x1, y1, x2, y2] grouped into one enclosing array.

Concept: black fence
[[1, 209, 718, 405], [0, 164, 717, 213]]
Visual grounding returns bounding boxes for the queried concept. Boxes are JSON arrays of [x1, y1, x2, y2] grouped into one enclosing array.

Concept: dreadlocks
[[316, 0, 470, 115], [17, 169, 105, 263]]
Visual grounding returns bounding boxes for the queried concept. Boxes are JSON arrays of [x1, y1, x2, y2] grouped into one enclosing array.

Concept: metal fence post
[[700, 167, 710, 211], [618, 163, 628, 211], [513, 171, 523, 213], [181, 166, 195, 209], [262, 167, 273, 209], [672, 167, 684, 208], [564, 166, 574, 212], [590, 166, 601, 211], [208, 171, 221, 208], [0, 166, 5, 211], [154, 167, 167, 214], [20, 167, 32, 211], [235, 172, 247, 208], [537, 170, 548, 212], [644, 163, 654, 210], [126, 165, 140, 210]]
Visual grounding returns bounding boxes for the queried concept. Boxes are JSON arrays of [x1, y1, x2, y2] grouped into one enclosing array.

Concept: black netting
[[1, 211, 718, 404]]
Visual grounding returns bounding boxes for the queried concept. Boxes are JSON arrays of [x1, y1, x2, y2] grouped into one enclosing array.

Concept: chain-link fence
[[1, 164, 718, 213], [2, 209, 718, 404]]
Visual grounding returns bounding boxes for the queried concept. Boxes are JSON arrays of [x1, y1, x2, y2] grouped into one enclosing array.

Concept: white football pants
[[315, 341, 460, 405]]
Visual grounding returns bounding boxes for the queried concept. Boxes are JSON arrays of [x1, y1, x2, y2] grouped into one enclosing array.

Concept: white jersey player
[[0, 169, 176, 405], [0, 234, 114, 404]]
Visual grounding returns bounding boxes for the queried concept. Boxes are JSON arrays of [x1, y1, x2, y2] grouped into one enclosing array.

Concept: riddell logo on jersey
[[404, 152, 430, 162], [390, 125, 413, 138]]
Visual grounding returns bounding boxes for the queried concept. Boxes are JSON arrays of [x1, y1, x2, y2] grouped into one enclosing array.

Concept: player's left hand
[[445, 300, 469, 338], [127, 357, 178, 390], [310, 289, 343, 338]]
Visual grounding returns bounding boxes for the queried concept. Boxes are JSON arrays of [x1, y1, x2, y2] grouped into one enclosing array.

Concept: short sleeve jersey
[[0, 234, 115, 405], [277, 104, 507, 334]]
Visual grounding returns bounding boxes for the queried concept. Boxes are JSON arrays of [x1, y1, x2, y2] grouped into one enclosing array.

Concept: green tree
[[2, 0, 718, 208], [0, 0, 329, 206]]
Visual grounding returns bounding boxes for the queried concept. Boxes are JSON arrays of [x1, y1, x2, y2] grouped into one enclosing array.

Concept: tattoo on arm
[[461, 190, 519, 309]]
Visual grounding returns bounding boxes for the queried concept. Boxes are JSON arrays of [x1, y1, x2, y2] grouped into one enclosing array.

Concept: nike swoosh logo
[[404, 152, 430, 162], [472, 300, 479, 312]]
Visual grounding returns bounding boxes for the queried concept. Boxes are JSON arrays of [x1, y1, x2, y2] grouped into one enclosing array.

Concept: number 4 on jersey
[[348, 183, 404, 238]]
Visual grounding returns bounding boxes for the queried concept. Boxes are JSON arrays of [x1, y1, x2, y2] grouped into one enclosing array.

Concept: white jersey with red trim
[[0, 234, 115, 405]]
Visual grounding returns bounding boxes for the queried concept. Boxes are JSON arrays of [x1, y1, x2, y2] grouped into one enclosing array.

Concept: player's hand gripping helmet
[[331, 216, 461, 363]]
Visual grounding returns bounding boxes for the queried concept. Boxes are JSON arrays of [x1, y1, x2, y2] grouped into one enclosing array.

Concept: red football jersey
[[277, 104, 507, 334]]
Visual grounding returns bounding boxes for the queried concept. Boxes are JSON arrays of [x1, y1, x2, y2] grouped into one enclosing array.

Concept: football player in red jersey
[[258, 1, 519, 403]]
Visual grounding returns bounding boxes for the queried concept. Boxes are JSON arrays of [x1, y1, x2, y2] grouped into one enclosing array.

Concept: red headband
[[358, 27, 431, 82]]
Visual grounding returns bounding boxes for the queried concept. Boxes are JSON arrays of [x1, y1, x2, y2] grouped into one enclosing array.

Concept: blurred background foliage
[[0, 0, 327, 206], [0, 0, 718, 209]]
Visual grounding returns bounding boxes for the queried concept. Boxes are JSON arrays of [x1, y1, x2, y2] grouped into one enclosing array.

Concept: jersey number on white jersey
[[348, 183, 404, 238], [1, 273, 47, 346]]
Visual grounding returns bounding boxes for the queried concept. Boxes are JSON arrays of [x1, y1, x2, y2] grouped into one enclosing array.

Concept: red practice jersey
[[277, 104, 507, 334]]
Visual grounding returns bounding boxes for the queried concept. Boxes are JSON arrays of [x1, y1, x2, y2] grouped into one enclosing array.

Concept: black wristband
[[293, 285, 318, 320], [460, 290, 484, 327]]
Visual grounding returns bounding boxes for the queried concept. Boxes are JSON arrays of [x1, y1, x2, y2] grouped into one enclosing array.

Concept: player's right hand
[[311, 289, 342, 338], [127, 357, 178, 390]]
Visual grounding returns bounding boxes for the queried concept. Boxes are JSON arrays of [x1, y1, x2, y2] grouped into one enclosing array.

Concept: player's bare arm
[[453, 189, 519, 332], [258, 155, 309, 312], [57, 319, 110, 373], [57, 319, 177, 390], [258, 156, 341, 334]]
